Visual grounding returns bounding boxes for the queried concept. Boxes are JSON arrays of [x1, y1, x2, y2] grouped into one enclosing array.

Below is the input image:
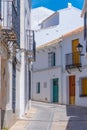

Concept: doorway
[[69, 75, 75, 105], [53, 78, 58, 102]]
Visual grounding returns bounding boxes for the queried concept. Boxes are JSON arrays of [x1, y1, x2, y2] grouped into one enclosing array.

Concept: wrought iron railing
[[65, 52, 82, 69], [0, 1, 20, 44], [26, 30, 36, 61]]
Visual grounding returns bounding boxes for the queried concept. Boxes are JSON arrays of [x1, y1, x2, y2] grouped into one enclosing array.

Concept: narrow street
[[9, 101, 87, 130]]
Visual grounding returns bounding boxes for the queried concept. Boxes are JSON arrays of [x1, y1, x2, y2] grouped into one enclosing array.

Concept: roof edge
[[37, 26, 84, 50]]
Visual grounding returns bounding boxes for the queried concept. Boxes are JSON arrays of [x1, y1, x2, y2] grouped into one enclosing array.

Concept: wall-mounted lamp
[[76, 43, 84, 56]]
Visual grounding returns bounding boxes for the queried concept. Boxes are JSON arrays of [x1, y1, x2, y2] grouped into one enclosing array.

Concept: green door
[[53, 78, 58, 102]]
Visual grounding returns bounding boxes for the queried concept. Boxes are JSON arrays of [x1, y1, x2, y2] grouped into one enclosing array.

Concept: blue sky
[[32, 0, 84, 11]]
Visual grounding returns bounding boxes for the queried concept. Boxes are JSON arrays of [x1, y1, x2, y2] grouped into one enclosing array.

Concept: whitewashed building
[[31, 3, 83, 47], [0, 0, 34, 129], [32, 26, 87, 107], [32, 3, 87, 107], [62, 27, 87, 106]]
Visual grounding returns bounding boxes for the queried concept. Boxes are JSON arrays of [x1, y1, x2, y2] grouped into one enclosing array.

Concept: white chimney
[[68, 3, 72, 8]]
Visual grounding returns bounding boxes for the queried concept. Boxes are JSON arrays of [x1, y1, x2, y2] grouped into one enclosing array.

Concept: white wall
[[32, 44, 62, 103], [20, 0, 31, 117], [33, 44, 61, 70], [34, 7, 83, 46], [62, 31, 87, 107], [33, 30, 87, 107], [32, 68, 62, 103], [41, 12, 59, 28]]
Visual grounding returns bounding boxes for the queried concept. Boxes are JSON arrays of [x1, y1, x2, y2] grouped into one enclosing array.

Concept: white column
[[16, 62, 21, 117], [19, 53, 25, 117], [19, 0, 25, 117]]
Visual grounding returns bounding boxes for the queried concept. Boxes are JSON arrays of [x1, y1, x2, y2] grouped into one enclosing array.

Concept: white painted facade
[[32, 4, 87, 107], [19, 0, 31, 118], [4, 0, 32, 121], [32, 4, 83, 46], [32, 27, 87, 107], [0, 0, 32, 128], [62, 30, 87, 107], [31, 7, 54, 30], [32, 43, 62, 103]]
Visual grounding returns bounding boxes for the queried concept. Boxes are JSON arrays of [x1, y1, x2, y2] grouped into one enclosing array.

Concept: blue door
[[53, 78, 58, 102]]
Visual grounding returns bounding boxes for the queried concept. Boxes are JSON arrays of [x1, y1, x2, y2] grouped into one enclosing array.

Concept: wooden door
[[53, 78, 58, 102], [69, 76, 75, 104], [72, 39, 80, 64]]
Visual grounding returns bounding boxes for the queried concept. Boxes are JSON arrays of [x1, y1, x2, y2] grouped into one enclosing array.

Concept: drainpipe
[[59, 37, 63, 104], [28, 62, 31, 109]]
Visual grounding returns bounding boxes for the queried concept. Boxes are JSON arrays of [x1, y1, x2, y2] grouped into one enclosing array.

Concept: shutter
[[38, 83, 40, 93], [72, 39, 80, 64], [82, 78, 87, 95], [84, 13, 87, 40], [53, 52, 55, 66]]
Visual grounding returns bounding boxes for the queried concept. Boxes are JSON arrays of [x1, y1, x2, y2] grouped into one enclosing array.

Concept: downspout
[[28, 61, 32, 109], [59, 37, 63, 104]]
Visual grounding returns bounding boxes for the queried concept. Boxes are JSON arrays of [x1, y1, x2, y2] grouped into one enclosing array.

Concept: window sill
[[80, 94, 87, 97]]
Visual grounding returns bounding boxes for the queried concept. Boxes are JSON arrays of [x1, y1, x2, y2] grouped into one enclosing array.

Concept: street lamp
[[76, 43, 84, 56]]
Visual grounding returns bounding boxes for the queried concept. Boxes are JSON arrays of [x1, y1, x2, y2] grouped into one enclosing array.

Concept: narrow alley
[[9, 101, 87, 130]]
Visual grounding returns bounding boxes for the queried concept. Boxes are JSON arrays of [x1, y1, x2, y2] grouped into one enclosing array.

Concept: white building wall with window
[[32, 27, 87, 107], [32, 43, 63, 103], [61, 29, 87, 107], [32, 3, 87, 107]]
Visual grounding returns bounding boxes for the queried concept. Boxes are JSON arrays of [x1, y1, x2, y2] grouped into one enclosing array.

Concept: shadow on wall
[[0, 57, 8, 129], [66, 105, 87, 130]]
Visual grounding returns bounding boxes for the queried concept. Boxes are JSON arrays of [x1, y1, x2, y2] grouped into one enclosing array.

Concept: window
[[80, 78, 87, 96], [36, 82, 40, 93], [48, 52, 55, 67]]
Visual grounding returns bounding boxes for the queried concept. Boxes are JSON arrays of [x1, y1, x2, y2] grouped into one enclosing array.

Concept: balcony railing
[[26, 30, 36, 61], [65, 52, 82, 72], [0, 1, 20, 44]]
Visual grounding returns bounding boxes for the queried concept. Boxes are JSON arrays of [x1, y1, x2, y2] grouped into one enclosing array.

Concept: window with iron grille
[[36, 82, 40, 94], [48, 52, 55, 67]]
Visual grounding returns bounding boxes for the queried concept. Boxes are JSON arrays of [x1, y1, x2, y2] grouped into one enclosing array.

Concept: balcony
[[65, 52, 82, 73], [0, 1, 20, 45], [26, 30, 36, 61]]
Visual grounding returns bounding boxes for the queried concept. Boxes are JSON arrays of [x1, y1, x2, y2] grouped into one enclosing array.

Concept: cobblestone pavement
[[9, 101, 87, 130]]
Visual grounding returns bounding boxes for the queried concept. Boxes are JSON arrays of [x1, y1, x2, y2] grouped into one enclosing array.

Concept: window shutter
[[53, 52, 55, 66], [38, 82, 40, 93], [84, 12, 87, 40], [82, 78, 87, 95]]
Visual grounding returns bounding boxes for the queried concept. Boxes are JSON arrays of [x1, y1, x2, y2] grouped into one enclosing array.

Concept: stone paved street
[[9, 101, 87, 130]]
